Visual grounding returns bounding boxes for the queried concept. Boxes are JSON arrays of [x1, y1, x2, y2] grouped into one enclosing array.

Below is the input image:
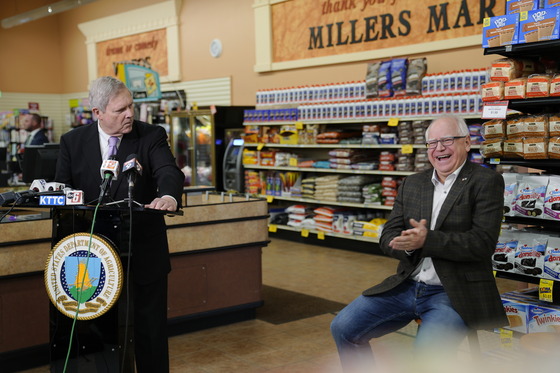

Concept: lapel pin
[[461, 178, 467, 181]]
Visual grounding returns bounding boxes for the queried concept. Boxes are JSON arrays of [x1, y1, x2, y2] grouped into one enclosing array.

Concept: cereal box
[[519, 9, 560, 43], [542, 0, 560, 7], [483, 14, 520, 48]]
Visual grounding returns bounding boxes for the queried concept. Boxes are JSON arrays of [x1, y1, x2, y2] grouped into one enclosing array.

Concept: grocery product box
[[527, 305, 560, 333], [543, 0, 560, 7], [501, 296, 531, 333], [519, 9, 560, 43], [544, 237, 560, 280], [506, 0, 540, 15], [279, 125, 298, 145], [482, 14, 520, 48]]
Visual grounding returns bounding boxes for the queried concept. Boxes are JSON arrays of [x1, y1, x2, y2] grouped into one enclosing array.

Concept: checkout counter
[[0, 189, 268, 370]]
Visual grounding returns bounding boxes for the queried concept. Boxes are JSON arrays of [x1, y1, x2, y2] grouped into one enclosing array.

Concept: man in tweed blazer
[[331, 115, 507, 371]]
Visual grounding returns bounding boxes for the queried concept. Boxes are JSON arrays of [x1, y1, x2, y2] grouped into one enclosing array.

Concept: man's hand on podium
[[145, 196, 177, 212]]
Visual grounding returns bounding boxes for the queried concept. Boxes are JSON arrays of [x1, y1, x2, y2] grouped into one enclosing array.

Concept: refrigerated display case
[[169, 110, 215, 187]]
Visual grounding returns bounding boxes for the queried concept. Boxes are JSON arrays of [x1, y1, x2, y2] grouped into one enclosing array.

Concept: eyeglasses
[[425, 136, 466, 149]]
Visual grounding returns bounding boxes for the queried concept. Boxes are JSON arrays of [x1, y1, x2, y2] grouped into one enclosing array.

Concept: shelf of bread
[[244, 164, 415, 176]]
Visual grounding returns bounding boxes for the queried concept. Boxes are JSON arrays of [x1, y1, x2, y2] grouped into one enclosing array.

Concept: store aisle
[[20, 237, 522, 373]]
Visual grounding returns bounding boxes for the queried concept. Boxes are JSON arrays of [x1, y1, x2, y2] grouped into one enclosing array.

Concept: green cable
[[62, 202, 101, 373]]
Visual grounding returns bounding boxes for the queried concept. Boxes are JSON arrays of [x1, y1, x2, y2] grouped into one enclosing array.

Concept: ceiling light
[[1, 0, 98, 29]]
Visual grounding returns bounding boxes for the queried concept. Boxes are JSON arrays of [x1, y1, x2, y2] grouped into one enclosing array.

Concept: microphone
[[122, 154, 143, 188], [98, 156, 120, 202]]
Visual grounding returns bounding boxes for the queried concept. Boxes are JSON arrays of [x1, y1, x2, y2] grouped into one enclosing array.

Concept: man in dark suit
[[331, 114, 507, 371], [55, 76, 185, 372], [21, 113, 49, 146]]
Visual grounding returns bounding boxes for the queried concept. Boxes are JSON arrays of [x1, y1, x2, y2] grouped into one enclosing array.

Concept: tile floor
[[18, 237, 549, 372]]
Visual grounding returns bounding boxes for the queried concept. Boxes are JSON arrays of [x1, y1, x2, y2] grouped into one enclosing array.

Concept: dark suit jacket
[[55, 120, 185, 284], [28, 129, 49, 145], [370, 161, 508, 330]]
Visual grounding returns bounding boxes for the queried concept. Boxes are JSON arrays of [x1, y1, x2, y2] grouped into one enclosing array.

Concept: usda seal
[[45, 233, 123, 320]]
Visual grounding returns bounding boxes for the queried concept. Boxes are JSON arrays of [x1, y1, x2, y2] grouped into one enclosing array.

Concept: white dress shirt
[[410, 162, 466, 285]]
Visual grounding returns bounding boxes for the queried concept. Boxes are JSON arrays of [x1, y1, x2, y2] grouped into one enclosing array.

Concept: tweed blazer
[[55, 120, 185, 284], [368, 161, 508, 330]]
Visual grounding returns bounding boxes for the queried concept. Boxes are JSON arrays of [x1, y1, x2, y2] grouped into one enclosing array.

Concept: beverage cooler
[[169, 110, 215, 187]]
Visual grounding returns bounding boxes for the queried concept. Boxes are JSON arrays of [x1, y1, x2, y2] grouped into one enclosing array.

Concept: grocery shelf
[[484, 39, 560, 59], [271, 223, 380, 243], [243, 114, 483, 126], [243, 143, 481, 150], [260, 194, 393, 210], [244, 164, 415, 176]]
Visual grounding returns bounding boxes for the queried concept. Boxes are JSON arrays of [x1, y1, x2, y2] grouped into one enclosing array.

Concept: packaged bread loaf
[[483, 119, 506, 139], [550, 74, 560, 96], [504, 77, 527, 100], [503, 138, 524, 158], [523, 137, 548, 159], [549, 114, 560, 137], [524, 115, 549, 137], [506, 116, 526, 138], [549, 137, 560, 159], [526, 74, 551, 98], [481, 81, 504, 101], [490, 58, 537, 82], [480, 138, 503, 158]]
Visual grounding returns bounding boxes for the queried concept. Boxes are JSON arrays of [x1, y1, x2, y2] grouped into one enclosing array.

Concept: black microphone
[[98, 155, 120, 203], [122, 154, 143, 207], [122, 154, 143, 189]]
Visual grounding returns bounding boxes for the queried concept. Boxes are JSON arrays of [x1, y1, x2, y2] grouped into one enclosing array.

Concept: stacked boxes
[[501, 290, 560, 334], [483, 2, 560, 47]]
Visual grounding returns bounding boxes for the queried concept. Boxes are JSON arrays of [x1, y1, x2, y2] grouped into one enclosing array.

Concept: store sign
[[95, 29, 168, 78], [255, 0, 507, 71]]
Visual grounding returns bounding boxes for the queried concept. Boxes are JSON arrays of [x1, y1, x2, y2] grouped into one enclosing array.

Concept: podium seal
[[44, 233, 123, 320]]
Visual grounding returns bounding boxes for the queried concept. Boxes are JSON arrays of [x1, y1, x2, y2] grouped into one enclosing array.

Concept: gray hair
[[89, 76, 129, 112], [425, 114, 469, 141]]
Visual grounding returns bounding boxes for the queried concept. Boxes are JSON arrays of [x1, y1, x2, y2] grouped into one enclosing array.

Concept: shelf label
[[482, 101, 508, 119], [489, 158, 501, 165], [268, 224, 277, 233], [317, 231, 325, 240], [289, 157, 298, 167], [539, 279, 554, 303], [301, 229, 309, 237], [401, 144, 413, 154], [387, 118, 399, 127], [295, 121, 304, 130], [266, 195, 274, 203], [499, 328, 514, 349], [257, 143, 265, 150]]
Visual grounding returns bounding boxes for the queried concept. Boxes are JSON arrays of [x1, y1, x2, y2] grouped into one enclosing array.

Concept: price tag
[[289, 157, 298, 167], [387, 118, 399, 127], [489, 158, 501, 165], [266, 195, 274, 203], [295, 121, 304, 130], [482, 101, 508, 119], [493, 270, 497, 278], [499, 328, 514, 349], [317, 231, 325, 240], [257, 143, 265, 150], [301, 229, 309, 238], [401, 144, 414, 154], [539, 279, 554, 303], [268, 224, 277, 233]]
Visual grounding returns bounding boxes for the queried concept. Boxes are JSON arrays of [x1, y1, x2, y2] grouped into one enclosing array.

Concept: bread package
[[504, 77, 527, 100], [524, 115, 549, 137], [506, 116, 526, 138], [503, 138, 524, 158], [549, 114, 560, 137], [490, 58, 537, 82], [550, 74, 560, 97], [526, 74, 551, 98], [480, 138, 504, 158], [481, 81, 504, 101], [548, 137, 560, 159], [523, 137, 548, 159], [483, 119, 506, 139]]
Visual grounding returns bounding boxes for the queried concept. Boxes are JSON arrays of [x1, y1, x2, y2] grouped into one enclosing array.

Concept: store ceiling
[[1, 0, 98, 29]]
